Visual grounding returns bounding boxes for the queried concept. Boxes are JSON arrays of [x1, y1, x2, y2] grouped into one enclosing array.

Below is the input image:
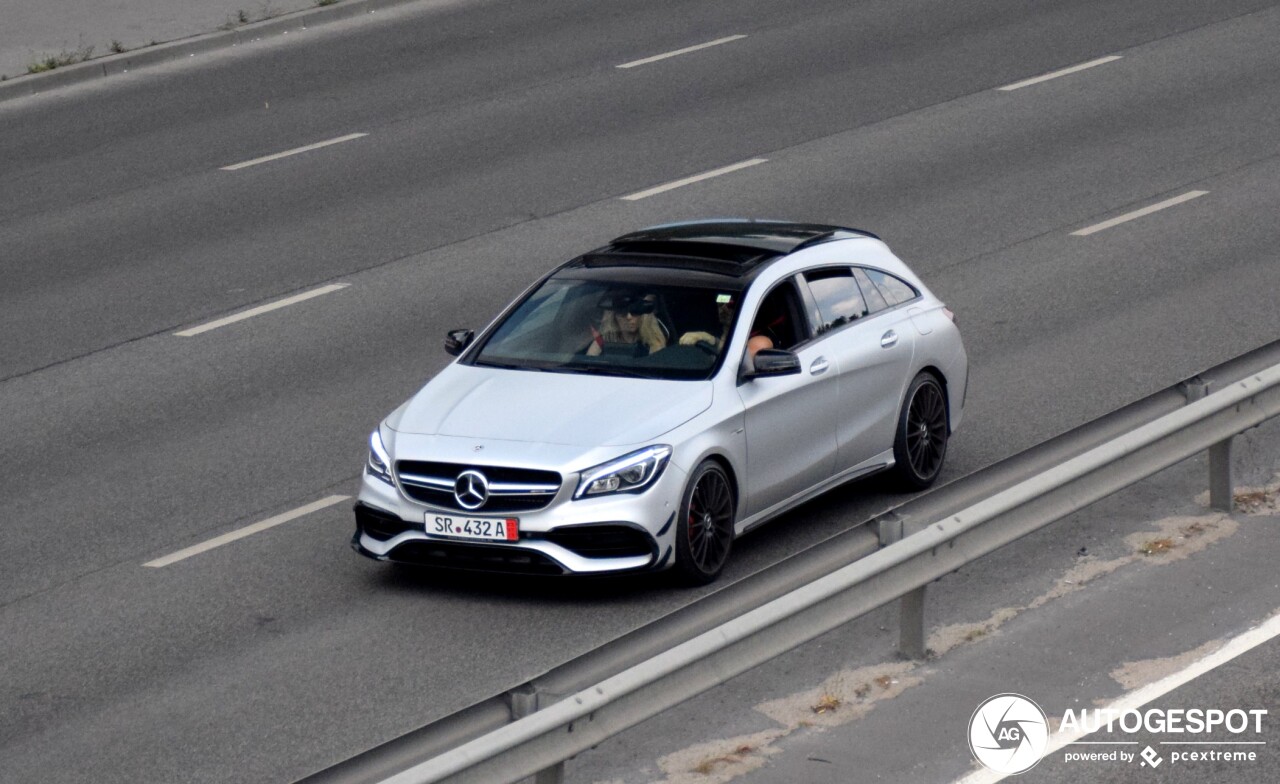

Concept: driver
[[588, 293, 667, 357]]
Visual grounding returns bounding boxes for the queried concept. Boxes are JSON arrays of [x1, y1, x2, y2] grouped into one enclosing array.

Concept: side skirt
[[735, 449, 895, 536]]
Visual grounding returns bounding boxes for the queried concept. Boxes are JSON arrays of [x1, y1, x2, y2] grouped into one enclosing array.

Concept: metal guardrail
[[368, 360, 1280, 784]]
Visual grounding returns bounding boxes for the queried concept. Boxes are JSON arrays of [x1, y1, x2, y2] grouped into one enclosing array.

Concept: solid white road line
[[144, 495, 350, 567], [1072, 190, 1209, 236], [954, 611, 1280, 784], [220, 132, 368, 171], [621, 158, 767, 201], [174, 283, 350, 337], [616, 35, 747, 69], [998, 55, 1123, 91]]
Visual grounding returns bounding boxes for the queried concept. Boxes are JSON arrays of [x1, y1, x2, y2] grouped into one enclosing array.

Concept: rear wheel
[[673, 461, 735, 585], [892, 373, 949, 490]]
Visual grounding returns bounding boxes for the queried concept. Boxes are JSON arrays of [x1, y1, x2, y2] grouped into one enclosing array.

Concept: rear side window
[[862, 268, 919, 307], [852, 268, 889, 313], [803, 268, 867, 334]]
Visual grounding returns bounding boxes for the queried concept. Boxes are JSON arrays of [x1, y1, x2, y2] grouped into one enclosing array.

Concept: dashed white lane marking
[[998, 55, 1123, 91], [621, 158, 767, 201], [954, 611, 1280, 783], [1071, 190, 1209, 236], [616, 34, 747, 69], [144, 495, 350, 567], [174, 283, 350, 337], [220, 132, 368, 171]]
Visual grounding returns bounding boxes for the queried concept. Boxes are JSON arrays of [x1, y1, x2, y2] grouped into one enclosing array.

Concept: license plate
[[427, 514, 519, 542]]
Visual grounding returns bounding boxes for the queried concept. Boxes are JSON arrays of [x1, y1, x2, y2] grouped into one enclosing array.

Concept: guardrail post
[[509, 683, 539, 720], [877, 512, 927, 659], [1181, 376, 1211, 402], [509, 685, 566, 784], [1181, 377, 1234, 511], [876, 512, 904, 546], [899, 586, 928, 660], [1208, 438, 1234, 512]]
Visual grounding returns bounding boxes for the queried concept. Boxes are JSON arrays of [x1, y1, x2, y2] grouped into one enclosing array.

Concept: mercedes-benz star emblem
[[454, 470, 489, 511]]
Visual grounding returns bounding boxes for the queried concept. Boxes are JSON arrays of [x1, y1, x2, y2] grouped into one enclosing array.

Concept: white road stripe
[[174, 283, 350, 337], [998, 55, 1123, 91], [220, 132, 368, 170], [954, 611, 1280, 784], [621, 158, 767, 201], [144, 495, 350, 567], [616, 35, 747, 69], [1072, 190, 1209, 236]]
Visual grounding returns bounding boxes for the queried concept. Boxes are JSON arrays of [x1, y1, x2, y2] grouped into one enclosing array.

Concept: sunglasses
[[600, 296, 656, 315]]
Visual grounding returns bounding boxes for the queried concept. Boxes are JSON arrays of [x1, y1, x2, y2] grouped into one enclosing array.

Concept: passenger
[[679, 295, 774, 357], [588, 294, 667, 357], [678, 297, 734, 350]]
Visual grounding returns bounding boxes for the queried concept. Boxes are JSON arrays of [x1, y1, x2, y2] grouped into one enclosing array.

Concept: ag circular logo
[[968, 693, 1050, 774]]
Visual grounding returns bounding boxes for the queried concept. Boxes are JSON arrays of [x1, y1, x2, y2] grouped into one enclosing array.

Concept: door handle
[[880, 330, 898, 348], [809, 357, 830, 375]]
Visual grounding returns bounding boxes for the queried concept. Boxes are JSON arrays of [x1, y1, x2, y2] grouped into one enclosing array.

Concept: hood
[[387, 364, 713, 447]]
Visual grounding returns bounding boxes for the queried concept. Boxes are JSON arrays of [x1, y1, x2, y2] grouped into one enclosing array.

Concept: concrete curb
[[0, 0, 436, 106]]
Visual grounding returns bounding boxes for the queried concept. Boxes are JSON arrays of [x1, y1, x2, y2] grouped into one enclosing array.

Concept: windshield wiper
[[473, 359, 547, 372], [556, 363, 650, 379]]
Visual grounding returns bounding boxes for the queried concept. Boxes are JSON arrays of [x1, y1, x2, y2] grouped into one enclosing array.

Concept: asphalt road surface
[[2, 1, 1278, 783]]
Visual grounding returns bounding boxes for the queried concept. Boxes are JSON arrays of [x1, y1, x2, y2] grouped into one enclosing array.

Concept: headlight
[[574, 445, 672, 499], [367, 429, 394, 485]]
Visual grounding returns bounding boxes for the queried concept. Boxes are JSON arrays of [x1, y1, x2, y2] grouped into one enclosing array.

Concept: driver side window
[[750, 280, 807, 351]]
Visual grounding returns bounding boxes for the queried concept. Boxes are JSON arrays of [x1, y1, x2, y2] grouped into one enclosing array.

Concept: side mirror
[[444, 329, 475, 356], [745, 348, 801, 379]]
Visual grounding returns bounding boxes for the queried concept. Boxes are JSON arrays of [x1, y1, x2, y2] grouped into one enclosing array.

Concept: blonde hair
[[599, 310, 667, 354]]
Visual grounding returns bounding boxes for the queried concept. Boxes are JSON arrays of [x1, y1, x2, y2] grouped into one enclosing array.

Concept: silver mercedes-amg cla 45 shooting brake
[[353, 220, 968, 584]]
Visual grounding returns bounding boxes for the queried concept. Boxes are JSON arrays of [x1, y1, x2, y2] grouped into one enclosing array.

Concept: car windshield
[[472, 275, 743, 380]]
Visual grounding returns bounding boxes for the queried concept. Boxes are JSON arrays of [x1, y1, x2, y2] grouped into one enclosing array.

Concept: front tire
[[892, 372, 949, 490], [673, 461, 735, 585]]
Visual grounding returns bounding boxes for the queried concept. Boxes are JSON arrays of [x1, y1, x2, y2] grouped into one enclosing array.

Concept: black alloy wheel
[[674, 461, 735, 585], [892, 373, 949, 490]]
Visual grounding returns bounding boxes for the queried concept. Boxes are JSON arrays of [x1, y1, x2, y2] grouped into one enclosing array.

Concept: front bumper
[[352, 459, 685, 575]]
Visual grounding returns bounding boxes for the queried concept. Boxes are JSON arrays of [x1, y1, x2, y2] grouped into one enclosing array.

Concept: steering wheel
[[691, 339, 719, 356]]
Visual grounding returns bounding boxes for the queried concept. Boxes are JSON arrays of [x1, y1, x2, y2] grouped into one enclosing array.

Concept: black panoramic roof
[[612, 220, 879, 253], [573, 220, 881, 277]]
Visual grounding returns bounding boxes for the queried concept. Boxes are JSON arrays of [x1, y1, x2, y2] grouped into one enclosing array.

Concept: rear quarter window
[[852, 267, 889, 313], [862, 268, 919, 306]]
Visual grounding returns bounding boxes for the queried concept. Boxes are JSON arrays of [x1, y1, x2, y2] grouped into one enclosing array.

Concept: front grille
[[541, 525, 655, 559], [396, 461, 562, 513], [355, 504, 417, 541], [388, 541, 565, 575]]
